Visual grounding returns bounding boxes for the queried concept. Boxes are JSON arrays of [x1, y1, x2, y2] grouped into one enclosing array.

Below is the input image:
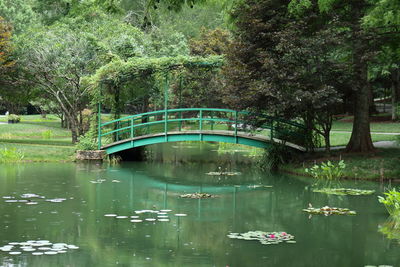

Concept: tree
[[363, 0, 400, 121], [0, 0, 37, 33], [222, 0, 346, 151], [0, 16, 14, 72], [15, 25, 99, 143], [288, 0, 397, 152]]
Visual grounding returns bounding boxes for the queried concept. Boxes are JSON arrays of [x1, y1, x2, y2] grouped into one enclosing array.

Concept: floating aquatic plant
[[247, 185, 273, 189], [180, 193, 217, 199], [90, 179, 106, 184], [313, 188, 375, 196], [303, 205, 356, 216], [227, 231, 295, 245], [206, 171, 241, 176], [20, 193, 45, 199], [0, 240, 78, 256], [2, 194, 67, 205], [104, 209, 186, 224]]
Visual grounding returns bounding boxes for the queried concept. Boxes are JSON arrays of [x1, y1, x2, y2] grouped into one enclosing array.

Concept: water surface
[[0, 143, 398, 266]]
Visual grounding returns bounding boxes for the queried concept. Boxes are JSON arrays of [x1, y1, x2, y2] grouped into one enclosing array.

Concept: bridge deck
[[101, 130, 306, 152]]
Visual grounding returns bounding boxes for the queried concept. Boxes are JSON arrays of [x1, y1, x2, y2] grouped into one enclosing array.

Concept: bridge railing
[[98, 108, 308, 149]]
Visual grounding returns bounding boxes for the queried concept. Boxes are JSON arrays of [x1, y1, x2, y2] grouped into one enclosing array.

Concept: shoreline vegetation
[[0, 114, 399, 181]]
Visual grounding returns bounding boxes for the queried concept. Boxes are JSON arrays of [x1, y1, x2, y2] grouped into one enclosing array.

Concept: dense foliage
[[222, 0, 400, 152], [0, 0, 399, 153], [0, 17, 13, 73]]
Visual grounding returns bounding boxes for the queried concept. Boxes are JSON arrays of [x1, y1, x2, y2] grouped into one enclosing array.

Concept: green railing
[[98, 108, 307, 149]]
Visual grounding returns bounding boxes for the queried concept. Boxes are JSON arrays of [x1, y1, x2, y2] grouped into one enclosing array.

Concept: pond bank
[[0, 140, 399, 182], [282, 147, 400, 181]]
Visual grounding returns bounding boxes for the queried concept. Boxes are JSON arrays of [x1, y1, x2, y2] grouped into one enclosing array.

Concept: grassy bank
[[0, 143, 76, 162], [0, 115, 75, 162], [282, 148, 400, 181]]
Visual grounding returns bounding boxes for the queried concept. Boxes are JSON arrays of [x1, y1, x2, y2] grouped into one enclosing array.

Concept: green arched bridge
[[98, 108, 308, 154]]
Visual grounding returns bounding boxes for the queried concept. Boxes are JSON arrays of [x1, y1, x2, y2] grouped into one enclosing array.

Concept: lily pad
[[313, 188, 375, 196], [206, 171, 241, 176], [303, 205, 357, 216], [0, 240, 78, 256], [180, 193, 217, 199], [227, 231, 295, 245]]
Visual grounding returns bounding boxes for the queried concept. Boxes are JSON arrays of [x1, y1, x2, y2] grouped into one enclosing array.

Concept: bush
[[41, 130, 53, 139], [305, 160, 346, 180], [7, 114, 20, 123], [379, 188, 400, 217], [76, 132, 98, 151], [0, 147, 24, 163]]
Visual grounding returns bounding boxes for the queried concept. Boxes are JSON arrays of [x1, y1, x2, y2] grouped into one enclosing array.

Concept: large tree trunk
[[346, 52, 374, 152], [345, 1, 375, 153], [63, 112, 79, 144]]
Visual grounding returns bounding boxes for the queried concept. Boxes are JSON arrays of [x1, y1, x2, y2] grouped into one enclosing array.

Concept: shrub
[[7, 114, 20, 123], [81, 108, 93, 133], [305, 160, 346, 180], [76, 132, 98, 151], [378, 188, 400, 217], [0, 147, 24, 163], [41, 130, 53, 139]]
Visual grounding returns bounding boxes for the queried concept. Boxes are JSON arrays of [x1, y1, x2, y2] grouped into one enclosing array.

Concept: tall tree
[[15, 25, 99, 143], [288, 0, 400, 152], [222, 0, 346, 151], [0, 16, 13, 72], [363, 0, 400, 121]]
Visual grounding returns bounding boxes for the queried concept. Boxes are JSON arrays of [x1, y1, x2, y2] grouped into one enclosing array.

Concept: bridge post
[[179, 111, 182, 131], [97, 101, 102, 150], [130, 117, 134, 138], [116, 121, 120, 142], [270, 119, 274, 140], [164, 73, 169, 142], [199, 109, 203, 141], [211, 111, 214, 130], [234, 111, 238, 144]]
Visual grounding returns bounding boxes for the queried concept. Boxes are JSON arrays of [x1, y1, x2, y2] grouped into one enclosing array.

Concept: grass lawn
[[0, 143, 76, 162], [0, 114, 71, 138], [332, 120, 400, 133], [0, 114, 75, 162], [328, 132, 398, 147]]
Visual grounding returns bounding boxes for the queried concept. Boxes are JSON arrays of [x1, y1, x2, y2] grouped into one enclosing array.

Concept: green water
[[0, 143, 398, 267]]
